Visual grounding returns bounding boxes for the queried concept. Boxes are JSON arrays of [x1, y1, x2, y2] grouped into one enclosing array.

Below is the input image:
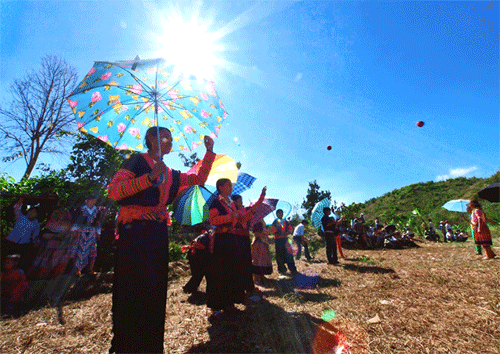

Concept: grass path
[[1, 239, 499, 353]]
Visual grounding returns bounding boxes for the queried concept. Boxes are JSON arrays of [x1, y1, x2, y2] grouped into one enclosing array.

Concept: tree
[[0, 55, 79, 180], [64, 133, 126, 191], [301, 180, 332, 218], [178, 152, 200, 168]]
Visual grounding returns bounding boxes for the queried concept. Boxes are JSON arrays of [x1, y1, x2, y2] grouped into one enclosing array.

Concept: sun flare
[[150, 12, 223, 80]]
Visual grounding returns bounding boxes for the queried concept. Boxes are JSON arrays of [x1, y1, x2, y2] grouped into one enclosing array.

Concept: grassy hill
[[343, 171, 500, 235]]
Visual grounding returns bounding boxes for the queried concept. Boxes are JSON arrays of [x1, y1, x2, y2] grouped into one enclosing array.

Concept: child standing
[[251, 221, 272, 285], [1, 255, 29, 316], [67, 195, 102, 275]]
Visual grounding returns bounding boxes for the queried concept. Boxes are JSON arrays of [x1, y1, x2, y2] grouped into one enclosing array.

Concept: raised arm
[[180, 150, 216, 186]]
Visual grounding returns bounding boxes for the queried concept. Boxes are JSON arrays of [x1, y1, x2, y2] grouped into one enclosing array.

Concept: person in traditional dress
[[1, 254, 29, 316], [466, 199, 496, 259], [28, 209, 72, 279], [321, 208, 343, 265], [206, 179, 265, 317], [67, 195, 102, 276], [107, 127, 215, 353], [231, 194, 255, 294], [271, 209, 297, 275], [251, 221, 273, 286]]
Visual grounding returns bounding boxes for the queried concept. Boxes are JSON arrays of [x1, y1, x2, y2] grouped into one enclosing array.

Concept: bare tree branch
[[0, 55, 79, 180]]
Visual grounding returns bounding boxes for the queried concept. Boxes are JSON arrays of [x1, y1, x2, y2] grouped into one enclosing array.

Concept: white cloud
[[436, 166, 478, 181], [294, 72, 303, 82]]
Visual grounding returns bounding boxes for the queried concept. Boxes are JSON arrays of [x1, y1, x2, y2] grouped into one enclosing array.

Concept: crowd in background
[[1, 195, 104, 316]]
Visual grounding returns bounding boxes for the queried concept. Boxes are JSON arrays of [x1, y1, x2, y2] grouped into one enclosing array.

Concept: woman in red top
[[468, 199, 496, 259], [207, 179, 265, 316], [107, 127, 215, 353]]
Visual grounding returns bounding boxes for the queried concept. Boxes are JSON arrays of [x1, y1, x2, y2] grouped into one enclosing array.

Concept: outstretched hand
[[261, 186, 267, 196], [204, 136, 214, 152]]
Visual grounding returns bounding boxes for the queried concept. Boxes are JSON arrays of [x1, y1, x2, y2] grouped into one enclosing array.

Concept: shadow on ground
[[187, 297, 323, 353], [342, 264, 395, 274]]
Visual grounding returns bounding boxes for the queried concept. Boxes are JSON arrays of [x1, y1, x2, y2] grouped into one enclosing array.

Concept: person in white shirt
[[293, 220, 313, 261]]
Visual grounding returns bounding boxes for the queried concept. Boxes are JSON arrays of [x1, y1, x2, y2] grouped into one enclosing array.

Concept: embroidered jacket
[[108, 151, 215, 224], [270, 218, 293, 239]]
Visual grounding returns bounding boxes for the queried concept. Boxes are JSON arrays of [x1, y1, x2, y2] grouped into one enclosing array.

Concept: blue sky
[[1, 1, 498, 213]]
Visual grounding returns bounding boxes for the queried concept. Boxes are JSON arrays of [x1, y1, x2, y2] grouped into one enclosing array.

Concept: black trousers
[[183, 250, 208, 293], [110, 220, 169, 354], [324, 232, 338, 264]]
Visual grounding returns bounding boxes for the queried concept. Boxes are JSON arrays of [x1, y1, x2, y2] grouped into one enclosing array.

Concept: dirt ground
[[1, 238, 499, 354]]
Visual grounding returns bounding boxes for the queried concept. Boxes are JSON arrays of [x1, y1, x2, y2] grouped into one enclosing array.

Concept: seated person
[[456, 230, 468, 242], [1, 254, 29, 316], [446, 230, 454, 242], [384, 232, 404, 249], [403, 228, 414, 239]]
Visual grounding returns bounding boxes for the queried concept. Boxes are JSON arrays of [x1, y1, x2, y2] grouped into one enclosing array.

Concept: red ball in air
[[327, 145, 332, 150], [416, 121, 424, 127]]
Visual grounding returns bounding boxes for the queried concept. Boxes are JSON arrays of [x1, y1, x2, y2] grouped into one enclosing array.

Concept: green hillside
[[342, 171, 500, 235]]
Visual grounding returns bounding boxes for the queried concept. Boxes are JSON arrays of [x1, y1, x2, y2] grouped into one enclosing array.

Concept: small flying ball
[[416, 121, 424, 127], [327, 145, 332, 150]]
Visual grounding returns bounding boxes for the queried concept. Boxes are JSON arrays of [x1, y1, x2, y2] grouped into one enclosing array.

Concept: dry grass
[[1, 238, 499, 354]]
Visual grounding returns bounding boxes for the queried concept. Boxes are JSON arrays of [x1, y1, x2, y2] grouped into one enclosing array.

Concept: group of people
[[3, 125, 496, 353], [1, 194, 103, 315]]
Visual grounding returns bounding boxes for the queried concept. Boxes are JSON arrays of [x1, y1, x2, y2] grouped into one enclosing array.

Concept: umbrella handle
[[151, 173, 164, 187]]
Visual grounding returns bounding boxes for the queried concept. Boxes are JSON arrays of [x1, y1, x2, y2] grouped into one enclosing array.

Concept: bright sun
[[150, 11, 223, 80]]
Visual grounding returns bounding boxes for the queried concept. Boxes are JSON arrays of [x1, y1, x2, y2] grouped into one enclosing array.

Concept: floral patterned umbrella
[[67, 57, 228, 152]]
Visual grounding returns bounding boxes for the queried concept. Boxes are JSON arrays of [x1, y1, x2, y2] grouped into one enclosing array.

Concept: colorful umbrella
[[311, 198, 331, 230], [231, 172, 257, 196], [264, 200, 292, 225], [68, 57, 228, 152], [249, 198, 278, 226], [188, 154, 238, 186], [442, 199, 469, 213], [477, 183, 500, 203], [172, 185, 217, 225]]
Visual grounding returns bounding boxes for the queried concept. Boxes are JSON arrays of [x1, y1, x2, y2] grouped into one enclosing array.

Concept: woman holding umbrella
[[466, 199, 496, 259], [107, 127, 215, 353]]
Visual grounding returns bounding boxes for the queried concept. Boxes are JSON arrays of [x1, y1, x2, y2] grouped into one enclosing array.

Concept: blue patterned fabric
[[68, 57, 228, 152], [231, 172, 256, 196]]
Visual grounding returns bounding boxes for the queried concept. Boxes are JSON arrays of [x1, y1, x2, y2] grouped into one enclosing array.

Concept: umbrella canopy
[[172, 185, 217, 225], [68, 57, 228, 152], [264, 200, 292, 225], [188, 154, 238, 186], [249, 198, 278, 226], [311, 198, 331, 230], [478, 183, 500, 203], [442, 199, 469, 213], [231, 172, 257, 196]]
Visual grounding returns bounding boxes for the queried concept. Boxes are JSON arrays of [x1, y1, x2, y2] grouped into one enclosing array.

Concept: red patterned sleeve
[[209, 206, 234, 226], [107, 168, 152, 201], [240, 192, 266, 223], [180, 151, 216, 186]]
